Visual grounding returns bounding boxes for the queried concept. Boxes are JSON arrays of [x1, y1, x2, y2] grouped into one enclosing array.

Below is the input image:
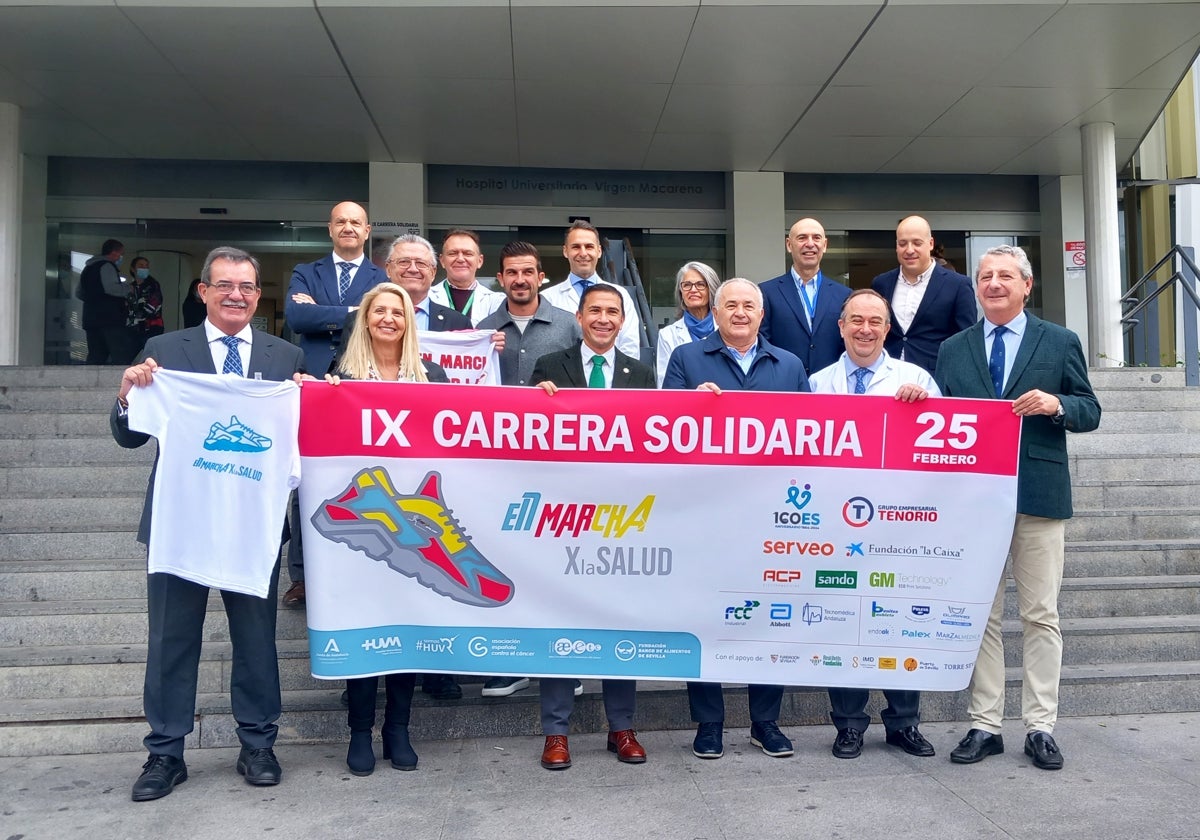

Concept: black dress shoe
[[420, 674, 462, 701], [131, 754, 187, 802], [1024, 731, 1064, 770], [832, 728, 863, 759], [950, 728, 1004, 764], [885, 725, 936, 757], [237, 746, 282, 785]]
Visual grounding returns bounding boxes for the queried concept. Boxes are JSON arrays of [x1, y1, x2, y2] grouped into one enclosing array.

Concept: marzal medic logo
[[311, 467, 514, 608], [204, 416, 272, 453]]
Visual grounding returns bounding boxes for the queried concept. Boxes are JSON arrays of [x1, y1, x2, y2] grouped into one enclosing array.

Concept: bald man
[[870, 216, 975, 375]]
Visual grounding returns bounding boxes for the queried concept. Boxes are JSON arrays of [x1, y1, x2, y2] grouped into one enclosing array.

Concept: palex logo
[[763, 569, 802, 583], [614, 640, 636, 662], [907, 605, 935, 622], [725, 600, 759, 621], [801, 603, 824, 625], [842, 495, 874, 528], [772, 480, 821, 529], [552, 637, 602, 657], [846, 542, 864, 557]]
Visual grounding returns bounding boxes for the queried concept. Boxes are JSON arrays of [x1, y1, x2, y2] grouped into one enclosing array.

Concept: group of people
[[109, 201, 1100, 803], [79, 239, 165, 364]]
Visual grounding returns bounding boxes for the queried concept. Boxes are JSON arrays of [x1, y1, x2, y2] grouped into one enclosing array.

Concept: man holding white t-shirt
[[111, 246, 306, 803]]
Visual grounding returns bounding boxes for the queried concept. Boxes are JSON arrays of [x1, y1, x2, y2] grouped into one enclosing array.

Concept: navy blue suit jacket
[[662, 331, 809, 393], [759, 271, 851, 375], [285, 255, 388, 376], [872, 265, 975, 374], [934, 313, 1100, 520], [531, 345, 655, 390]]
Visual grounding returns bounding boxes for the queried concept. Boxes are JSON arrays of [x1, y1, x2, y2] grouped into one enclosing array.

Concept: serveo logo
[[843, 496, 874, 528]]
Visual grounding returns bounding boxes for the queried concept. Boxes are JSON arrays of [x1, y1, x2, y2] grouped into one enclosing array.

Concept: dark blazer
[[662, 330, 809, 393], [332, 300, 470, 374], [759, 270, 851, 375], [285, 256, 388, 376], [110, 325, 306, 543], [531, 344, 656, 390], [934, 313, 1101, 520], [872, 265, 976, 374]]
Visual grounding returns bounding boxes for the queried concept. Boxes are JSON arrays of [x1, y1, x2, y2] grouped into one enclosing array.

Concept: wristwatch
[[1053, 400, 1065, 420]]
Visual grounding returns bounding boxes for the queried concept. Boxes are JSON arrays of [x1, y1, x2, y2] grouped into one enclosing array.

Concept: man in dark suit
[[662, 278, 807, 762], [385, 234, 471, 334], [871, 216, 975, 374], [111, 246, 306, 801], [285, 201, 386, 377], [530, 283, 654, 770], [935, 245, 1100, 771], [282, 201, 385, 608], [760, 217, 851, 375]]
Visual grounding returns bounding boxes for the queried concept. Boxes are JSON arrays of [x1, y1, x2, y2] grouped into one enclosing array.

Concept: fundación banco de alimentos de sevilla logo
[[311, 467, 514, 607]]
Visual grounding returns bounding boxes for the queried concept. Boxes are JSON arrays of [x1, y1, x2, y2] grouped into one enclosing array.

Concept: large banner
[[299, 382, 1020, 691]]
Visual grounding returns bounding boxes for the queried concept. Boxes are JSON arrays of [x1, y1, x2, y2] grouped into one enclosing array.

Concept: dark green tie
[[588, 355, 606, 388]]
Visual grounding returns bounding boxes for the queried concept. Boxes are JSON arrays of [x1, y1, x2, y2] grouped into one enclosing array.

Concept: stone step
[[0, 497, 145, 532], [0, 464, 149, 498], [5, 611, 1191, 702], [1086, 367, 1185, 389], [1072, 481, 1195, 509], [1002, 575, 1200, 620], [4, 660, 1200, 757], [1068, 432, 1200, 456], [0, 437, 154, 467], [0, 559, 147, 602], [1065, 509, 1198, 541], [1070, 453, 1200, 482], [1064, 540, 1200, 576], [0, 386, 118, 413], [0, 411, 114, 439], [0, 365, 125, 389], [1089, 409, 1200, 433], [0, 529, 145, 562]]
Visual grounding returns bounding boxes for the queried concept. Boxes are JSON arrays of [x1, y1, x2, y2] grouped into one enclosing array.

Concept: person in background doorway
[[127, 256, 165, 357]]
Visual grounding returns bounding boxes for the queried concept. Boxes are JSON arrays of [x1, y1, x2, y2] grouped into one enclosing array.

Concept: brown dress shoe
[[540, 735, 571, 770], [607, 729, 647, 764], [282, 581, 305, 608]]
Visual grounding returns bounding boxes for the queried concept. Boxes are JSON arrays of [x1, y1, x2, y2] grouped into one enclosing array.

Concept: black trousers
[[827, 688, 921, 733], [686, 682, 784, 724], [346, 673, 416, 732], [142, 558, 282, 758]]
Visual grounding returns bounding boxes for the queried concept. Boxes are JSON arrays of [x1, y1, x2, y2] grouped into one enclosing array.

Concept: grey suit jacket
[[110, 325, 307, 543], [934, 313, 1100, 520], [530, 344, 656, 390]]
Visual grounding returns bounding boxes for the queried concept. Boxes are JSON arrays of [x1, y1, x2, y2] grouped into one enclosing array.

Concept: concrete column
[[18, 155, 45, 364], [1038, 176, 1087, 347], [726, 171, 785, 282], [1081, 122, 1124, 366], [0, 103, 19, 365], [368, 162, 426, 249]]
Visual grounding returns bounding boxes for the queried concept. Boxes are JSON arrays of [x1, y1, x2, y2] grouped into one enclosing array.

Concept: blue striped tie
[[337, 261, 353, 302], [220, 335, 243, 376], [989, 326, 1007, 398]]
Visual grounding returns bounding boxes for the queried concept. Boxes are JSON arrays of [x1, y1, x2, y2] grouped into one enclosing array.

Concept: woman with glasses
[[325, 281, 449, 776], [655, 262, 721, 387]]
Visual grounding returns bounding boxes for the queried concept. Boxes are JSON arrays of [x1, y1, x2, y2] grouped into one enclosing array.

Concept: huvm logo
[[361, 636, 403, 652]]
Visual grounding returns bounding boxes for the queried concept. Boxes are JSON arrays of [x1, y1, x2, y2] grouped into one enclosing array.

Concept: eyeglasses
[[679, 281, 708, 291], [388, 258, 434, 271], [207, 282, 260, 296]]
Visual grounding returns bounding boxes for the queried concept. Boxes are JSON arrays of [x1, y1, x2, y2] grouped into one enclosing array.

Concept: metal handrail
[[1120, 245, 1199, 385]]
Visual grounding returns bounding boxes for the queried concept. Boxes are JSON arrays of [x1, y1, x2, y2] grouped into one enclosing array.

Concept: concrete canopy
[[0, 1, 1197, 175]]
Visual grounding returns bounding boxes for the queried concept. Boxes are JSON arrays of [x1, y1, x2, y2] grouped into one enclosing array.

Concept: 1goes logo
[[773, 480, 821, 529]]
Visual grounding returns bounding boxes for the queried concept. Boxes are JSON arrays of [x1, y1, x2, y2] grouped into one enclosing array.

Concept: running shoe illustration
[[311, 467, 514, 607], [203, 415, 272, 453]]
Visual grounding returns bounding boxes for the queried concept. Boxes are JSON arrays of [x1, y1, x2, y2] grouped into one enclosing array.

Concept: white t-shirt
[[128, 369, 301, 597], [417, 328, 502, 385]]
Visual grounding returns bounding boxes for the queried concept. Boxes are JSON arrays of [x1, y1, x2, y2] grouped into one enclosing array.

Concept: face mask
[[135, 268, 150, 280], [114, 256, 122, 266]]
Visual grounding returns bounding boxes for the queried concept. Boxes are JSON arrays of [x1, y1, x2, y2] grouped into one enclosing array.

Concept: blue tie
[[989, 325, 1007, 398], [337, 261, 353, 302], [852, 367, 870, 394], [220, 335, 243, 376]]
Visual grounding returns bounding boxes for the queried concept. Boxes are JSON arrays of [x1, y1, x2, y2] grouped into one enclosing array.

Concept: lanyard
[[798, 272, 821, 323], [442, 280, 475, 316]]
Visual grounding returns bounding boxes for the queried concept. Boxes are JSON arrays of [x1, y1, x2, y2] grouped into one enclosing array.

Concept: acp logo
[[842, 496, 874, 528], [763, 569, 802, 583]]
